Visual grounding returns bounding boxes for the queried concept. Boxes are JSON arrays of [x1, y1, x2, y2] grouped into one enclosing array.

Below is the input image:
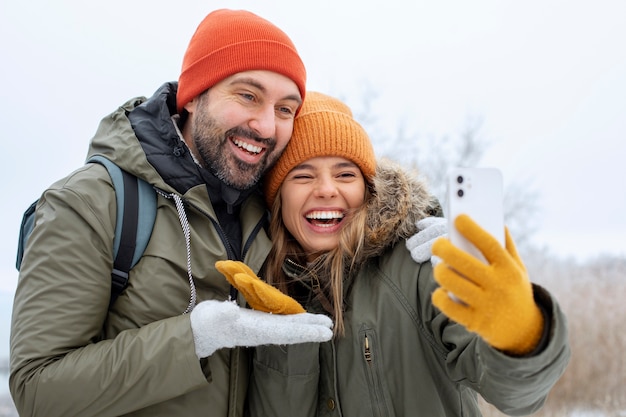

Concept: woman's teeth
[[306, 211, 344, 226]]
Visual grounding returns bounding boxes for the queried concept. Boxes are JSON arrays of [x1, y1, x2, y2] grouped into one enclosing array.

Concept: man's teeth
[[233, 139, 262, 154], [306, 211, 344, 220]]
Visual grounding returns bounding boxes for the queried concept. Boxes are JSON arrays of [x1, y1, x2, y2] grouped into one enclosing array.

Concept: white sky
[[1, 0, 625, 299]]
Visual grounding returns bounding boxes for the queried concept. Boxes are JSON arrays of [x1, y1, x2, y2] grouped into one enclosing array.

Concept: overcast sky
[[1, 0, 625, 304]]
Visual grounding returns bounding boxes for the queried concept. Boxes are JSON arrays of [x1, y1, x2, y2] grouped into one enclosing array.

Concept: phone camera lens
[[457, 189, 464, 197], [456, 175, 464, 184]]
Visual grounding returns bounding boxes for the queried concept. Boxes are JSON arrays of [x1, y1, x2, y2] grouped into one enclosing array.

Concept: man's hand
[[406, 217, 447, 264], [190, 300, 333, 358], [431, 214, 543, 355]]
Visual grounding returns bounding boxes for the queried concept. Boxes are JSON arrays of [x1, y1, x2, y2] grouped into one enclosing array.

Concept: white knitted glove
[[406, 217, 447, 265], [189, 300, 333, 358]]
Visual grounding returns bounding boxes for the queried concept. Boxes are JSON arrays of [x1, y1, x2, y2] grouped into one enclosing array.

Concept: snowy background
[[1, 1, 625, 414]]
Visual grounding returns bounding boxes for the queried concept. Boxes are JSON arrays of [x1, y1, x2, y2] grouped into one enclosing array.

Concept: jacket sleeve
[[430, 277, 571, 415], [9, 167, 207, 417]]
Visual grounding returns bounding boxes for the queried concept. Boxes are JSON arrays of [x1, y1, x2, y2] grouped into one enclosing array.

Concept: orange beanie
[[264, 91, 376, 208], [177, 9, 306, 113]]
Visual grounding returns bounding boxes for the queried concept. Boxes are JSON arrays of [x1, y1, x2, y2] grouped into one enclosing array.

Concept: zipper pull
[[364, 335, 372, 364]]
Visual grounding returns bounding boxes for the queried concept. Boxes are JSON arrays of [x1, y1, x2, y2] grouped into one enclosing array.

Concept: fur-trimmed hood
[[363, 158, 440, 259]]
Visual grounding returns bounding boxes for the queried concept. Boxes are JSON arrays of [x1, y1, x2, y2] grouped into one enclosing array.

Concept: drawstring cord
[[170, 193, 197, 314]]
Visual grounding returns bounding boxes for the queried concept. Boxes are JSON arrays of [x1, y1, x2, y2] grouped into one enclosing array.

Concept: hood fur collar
[[363, 158, 440, 259]]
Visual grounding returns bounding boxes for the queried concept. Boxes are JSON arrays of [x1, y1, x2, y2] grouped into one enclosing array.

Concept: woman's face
[[280, 156, 366, 261]]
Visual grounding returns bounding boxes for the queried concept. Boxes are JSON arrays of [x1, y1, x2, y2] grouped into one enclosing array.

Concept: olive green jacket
[[248, 161, 570, 416], [10, 83, 272, 417]]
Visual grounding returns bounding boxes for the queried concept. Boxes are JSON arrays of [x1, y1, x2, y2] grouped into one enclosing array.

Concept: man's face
[[184, 70, 302, 190]]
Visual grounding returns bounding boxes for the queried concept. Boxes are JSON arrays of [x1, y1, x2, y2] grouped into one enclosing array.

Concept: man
[[10, 9, 332, 417]]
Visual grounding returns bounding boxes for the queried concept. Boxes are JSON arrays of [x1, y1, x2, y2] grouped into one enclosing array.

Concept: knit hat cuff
[[177, 40, 305, 113]]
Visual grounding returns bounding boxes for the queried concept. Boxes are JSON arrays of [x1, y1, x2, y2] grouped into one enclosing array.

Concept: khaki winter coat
[[10, 83, 272, 417], [247, 161, 571, 416]]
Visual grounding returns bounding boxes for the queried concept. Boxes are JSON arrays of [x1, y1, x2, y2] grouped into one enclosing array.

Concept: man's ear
[[184, 97, 197, 114]]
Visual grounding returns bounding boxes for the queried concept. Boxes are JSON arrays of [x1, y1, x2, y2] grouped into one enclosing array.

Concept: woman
[[218, 92, 570, 416]]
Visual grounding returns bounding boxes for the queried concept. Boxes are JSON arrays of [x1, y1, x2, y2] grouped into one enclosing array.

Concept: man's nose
[[248, 105, 277, 139]]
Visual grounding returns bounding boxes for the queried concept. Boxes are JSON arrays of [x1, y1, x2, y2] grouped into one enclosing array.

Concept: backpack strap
[[16, 200, 39, 270], [87, 155, 157, 307]]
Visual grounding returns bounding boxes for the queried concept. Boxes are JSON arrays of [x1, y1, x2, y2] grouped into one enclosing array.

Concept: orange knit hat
[[264, 91, 376, 208], [177, 9, 306, 113]]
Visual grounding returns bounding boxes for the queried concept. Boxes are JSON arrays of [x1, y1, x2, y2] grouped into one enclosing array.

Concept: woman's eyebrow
[[291, 161, 358, 171]]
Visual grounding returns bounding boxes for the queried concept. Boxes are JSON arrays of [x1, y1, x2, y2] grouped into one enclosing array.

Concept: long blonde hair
[[264, 184, 373, 336]]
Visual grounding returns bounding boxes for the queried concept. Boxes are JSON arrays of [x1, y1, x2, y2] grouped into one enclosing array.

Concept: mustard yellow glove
[[431, 214, 544, 355], [215, 260, 306, 314]]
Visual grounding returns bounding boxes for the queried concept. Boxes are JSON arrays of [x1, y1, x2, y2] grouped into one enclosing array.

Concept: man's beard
[[191, 110, 280, 190]]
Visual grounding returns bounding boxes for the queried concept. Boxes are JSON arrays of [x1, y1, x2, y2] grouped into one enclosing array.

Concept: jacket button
[[327, 398, 336, 410]]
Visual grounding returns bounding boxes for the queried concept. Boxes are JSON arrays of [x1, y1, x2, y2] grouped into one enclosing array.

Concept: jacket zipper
[[364, 335, 373, 364], [168, 193, 234, 260], [362, 331, 389, 417], [160, 191, 266, 302], [241, 211, 268, 261], [189, 200, 265, 301]]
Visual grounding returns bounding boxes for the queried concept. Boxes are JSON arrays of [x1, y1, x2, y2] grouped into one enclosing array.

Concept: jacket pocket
[[360, 328, 391, 417], [248, 344, 320, 417]]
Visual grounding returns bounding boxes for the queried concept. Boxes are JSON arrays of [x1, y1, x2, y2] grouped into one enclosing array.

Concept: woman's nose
[[314, 177, 339, 198]]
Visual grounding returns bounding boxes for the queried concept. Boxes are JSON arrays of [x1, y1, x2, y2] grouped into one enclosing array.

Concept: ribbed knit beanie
[[177, 9, 306, 113], [264, 91, 376, 208]]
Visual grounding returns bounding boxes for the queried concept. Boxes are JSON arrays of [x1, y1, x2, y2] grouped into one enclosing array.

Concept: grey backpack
[[16, 155, 157, 307]]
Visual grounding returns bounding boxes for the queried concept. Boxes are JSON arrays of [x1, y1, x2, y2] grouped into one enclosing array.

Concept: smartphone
[[447, 167, 504, 263]]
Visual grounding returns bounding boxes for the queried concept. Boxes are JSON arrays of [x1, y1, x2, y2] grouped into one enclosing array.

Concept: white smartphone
[[447, 167, 504, 263]]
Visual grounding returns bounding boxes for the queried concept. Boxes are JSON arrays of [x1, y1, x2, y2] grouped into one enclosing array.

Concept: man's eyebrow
[[229, 76, 266, 92], [228, 76, 302, 104]]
